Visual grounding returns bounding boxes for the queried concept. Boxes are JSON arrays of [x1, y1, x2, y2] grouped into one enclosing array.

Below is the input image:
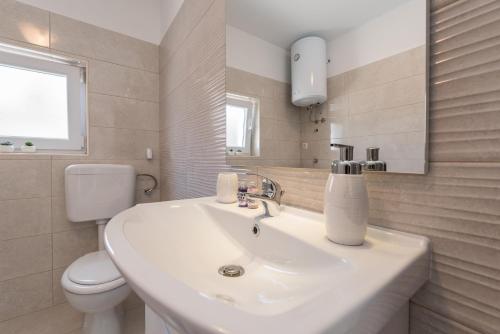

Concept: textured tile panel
[[159, 0, 216, 70], [160, 0, 227, 201], [411, 303, 483, 334], [160, 0, 225, 98], [430, 0, 500, 163]]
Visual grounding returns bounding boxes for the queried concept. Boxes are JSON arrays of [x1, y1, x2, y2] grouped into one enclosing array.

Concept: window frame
[[226, 93, 258, 156], [0, 42, 87, 153]]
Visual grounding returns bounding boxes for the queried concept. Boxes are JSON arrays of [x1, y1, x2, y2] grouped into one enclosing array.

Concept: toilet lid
[[68, 251, 122, 285]]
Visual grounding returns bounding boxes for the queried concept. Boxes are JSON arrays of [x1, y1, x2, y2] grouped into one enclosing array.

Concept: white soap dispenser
[[324, 144, 368, 246]]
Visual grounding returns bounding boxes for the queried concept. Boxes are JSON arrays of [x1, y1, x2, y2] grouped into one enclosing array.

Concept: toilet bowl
[[62, 251, 131, 334]]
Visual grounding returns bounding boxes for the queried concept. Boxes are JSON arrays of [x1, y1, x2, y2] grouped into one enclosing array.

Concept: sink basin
[[105, 197, 429, 334]]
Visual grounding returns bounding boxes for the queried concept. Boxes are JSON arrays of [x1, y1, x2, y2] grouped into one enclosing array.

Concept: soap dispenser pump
[[324, 144, 368, 246]]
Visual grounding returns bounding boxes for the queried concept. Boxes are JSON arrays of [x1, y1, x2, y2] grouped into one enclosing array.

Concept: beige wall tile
[[345, 45, 426, 92], [0, 0, 49, 47], [52, 268, 66, 305], [0, 271, 52, 321], [89, 127, 159, 160], [89, 93, 159, 131], [0, 160, 51, 200], [0, 198, 51, 240], [89, 59, 159, 102], [0, 235, 52, 281], [0, 303, 83, 334], [226, 68, 276, 101], [52, 227, 98, 269], [349, 74, 426, 114], [347, 103, 426, 138], [50, 14, 158, 72]]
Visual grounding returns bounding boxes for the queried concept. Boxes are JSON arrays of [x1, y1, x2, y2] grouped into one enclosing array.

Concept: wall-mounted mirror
[[225, 0, 428, 174]]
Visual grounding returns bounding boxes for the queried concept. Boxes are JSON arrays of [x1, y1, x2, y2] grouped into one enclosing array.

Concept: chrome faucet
[[245, 173, 284, 217]]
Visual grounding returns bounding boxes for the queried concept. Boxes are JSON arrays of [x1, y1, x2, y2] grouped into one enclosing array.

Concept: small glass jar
[[238, 181, 248, 207]]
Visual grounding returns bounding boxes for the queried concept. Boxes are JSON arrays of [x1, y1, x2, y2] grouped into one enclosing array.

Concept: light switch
[[146, 148, 153, 160]]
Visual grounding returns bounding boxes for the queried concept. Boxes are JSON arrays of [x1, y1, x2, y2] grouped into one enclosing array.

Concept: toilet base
[[83, 305, 125, 334]]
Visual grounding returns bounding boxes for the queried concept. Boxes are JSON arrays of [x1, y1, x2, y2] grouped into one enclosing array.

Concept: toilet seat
[[62, 251, 126, 295]]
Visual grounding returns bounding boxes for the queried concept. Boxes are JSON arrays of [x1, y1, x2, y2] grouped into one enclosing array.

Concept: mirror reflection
[[225, 0, 427, 174]]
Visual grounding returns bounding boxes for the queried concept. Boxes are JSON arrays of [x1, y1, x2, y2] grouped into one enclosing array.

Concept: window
[[226, 93, 258, 156], [0, 42, 87, 152]]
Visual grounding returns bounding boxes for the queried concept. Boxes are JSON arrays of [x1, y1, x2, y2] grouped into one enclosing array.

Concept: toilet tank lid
[[65, 164, 135, 175]]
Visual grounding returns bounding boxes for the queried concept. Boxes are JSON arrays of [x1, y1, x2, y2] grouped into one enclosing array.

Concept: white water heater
[[291, 36, 327, 107]]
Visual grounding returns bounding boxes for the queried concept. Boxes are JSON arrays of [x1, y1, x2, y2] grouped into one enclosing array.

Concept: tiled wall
[[226, 67, 301, 168], [159, 0, 227, 200], [257, 1, 500, 333], [301, 46, 427, 173], [0, 1, 159, 332]]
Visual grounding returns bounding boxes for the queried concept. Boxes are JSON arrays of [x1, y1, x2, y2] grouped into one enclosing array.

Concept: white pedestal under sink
[[145, 303, 409, 334]]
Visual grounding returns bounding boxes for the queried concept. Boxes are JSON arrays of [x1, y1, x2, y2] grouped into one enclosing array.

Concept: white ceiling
[[17, 0, 184, 44], [227, 0, 413, 48]]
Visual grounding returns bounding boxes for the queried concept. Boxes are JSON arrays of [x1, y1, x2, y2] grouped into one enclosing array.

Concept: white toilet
[[62, 164, 136, 334]]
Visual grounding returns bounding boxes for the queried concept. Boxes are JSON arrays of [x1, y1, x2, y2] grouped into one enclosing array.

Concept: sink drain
[[218, 265, 245, 277]]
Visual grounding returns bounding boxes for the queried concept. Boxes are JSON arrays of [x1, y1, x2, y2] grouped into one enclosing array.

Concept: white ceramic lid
[[65, 164, 134, 175], [68, 251, 122, 285]]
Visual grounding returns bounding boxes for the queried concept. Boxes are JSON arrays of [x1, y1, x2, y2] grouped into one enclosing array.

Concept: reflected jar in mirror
[[362, 147, 387, 172]]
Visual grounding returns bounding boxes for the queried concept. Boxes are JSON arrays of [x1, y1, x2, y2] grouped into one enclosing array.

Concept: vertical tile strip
[[159, 0, 227, 200]]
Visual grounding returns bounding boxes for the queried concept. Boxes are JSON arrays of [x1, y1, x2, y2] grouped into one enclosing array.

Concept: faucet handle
[[244, 172, 284, 205]]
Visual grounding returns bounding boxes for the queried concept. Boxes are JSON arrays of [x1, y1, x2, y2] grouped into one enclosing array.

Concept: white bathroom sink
[[105, 197, 429, 334]]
